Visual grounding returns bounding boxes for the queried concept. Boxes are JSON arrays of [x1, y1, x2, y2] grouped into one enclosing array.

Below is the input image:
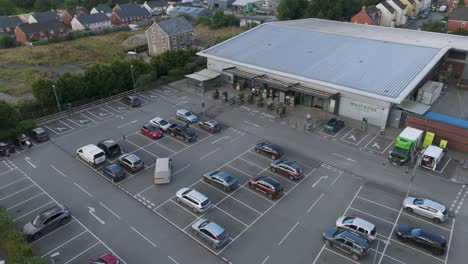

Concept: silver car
[[192, 218, 229, 248], [176, 188, 211, 213], [336, 216, 376, 241], [23, 205, 71, 240], [403, 197, 448, 223], [118, 153, 144, 172]]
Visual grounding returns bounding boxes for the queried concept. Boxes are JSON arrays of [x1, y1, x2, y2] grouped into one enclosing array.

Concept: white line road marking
[[355, 196, 400, 212], [88, 206, 105, 225], [368, 248, 407, 264], [331, 171, 343, 185], [0, 184, 35, 201], [168, 256, 180, 264], [63, 242, 100, 264], [51, 165, 67, 177], [356, 133, 370, 146], [261, 256, 270, 264], [390, 238, 444, 262], [175, 101, 188, 106], [215, 205, 249, 227], [31, 220, 76, 245], [344, 185, 363, 215], [130, 226, 157, 248], [364, 134, 379, 149], [400, 212, 452, 232], [312, 244, 326, 264], [74, 182, 93, 197], [239, 185, 275, 204], [117, 120, 138, 129], [348, 207, 394, 225], [307, 193, 325, 213], [170, 199, 199, 217], [323, 247, 360, 264], [332, 153, 357, 162], [13, 201, 53, 222], [445, 218, 455, 264], [25, 157, 37, 168], [173, 164, 191, 176], [437, 157, 451, 174], [200, 147, 222, 160], [211, 136, 227, 144], [244, 120, 261, 128], [378, 208, 403, 264], [238, 157, 265, 170], [137, 184, 154, 196], [0, 177, 27, 189], [99, 201, 121, 219], [312, 175, 328, 188], [41, 231, 87, 257], [0, 168, 13, 176], [278, 221, 299, 246], [7, 192, 44, 210]]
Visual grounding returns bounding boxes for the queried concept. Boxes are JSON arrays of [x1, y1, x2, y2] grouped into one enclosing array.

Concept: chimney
[[362, 6, 366, 12]]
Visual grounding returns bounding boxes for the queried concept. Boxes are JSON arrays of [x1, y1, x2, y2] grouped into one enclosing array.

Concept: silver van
[[154, 158, 172, 184]]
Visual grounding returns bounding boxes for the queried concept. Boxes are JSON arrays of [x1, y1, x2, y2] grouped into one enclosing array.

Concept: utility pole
[[52, 84, 61, 112], [130, 65, 136, 93]]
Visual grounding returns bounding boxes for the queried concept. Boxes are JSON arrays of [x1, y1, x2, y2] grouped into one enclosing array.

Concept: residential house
[[142, 0, 168, 15], [168, 6, 212, 20], [449, 0, 468, 12], [400, 0, 416, 16], [387, 0, 408, 26], [376, 1, 397, 27], [207, 0, 236, 10], [0, 16, 24, 35], [15, 20, 67, 42], [90, 5, 113, 16], [110, 3, 151, 25], [232, 0, 257, 12], [28, 11, 60, 24], [71, 13, 111, 31], [351, 6, 382, 25], [414, 0, 424, 15], [62, 8, 89, 26], [146, 16, 193, 56], [447, 6, 468, 32]]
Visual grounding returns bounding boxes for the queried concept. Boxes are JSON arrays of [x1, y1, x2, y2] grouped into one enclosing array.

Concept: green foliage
[[0, 100, 19, 129], [421, 20, 446, 33], [32, 78, 55, 106], [209, 10, 240, 29], [450, 28, 468, 36], [459, 0, 465, 5], [0, 100, 36, 140], [196, 16, 211, 26], [0, 35, 15, 48], [277, 0, 308, 20], [0, 0, 15, 15], [150, 48, 198, 78]]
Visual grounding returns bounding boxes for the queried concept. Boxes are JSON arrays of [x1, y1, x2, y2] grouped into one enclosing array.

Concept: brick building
[[351, 6, 382, 25], [15, 20, 67, 42], [110, 3, 151, 25], [62, 8, 89, 26], [146, 16, 193, 56], [447, 6, 468, 32]]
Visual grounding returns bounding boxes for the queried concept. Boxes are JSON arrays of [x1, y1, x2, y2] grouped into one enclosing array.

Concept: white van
[[129, 24, 139, 31], [77, 144, 106, 166], [154, 158, 172, 184]]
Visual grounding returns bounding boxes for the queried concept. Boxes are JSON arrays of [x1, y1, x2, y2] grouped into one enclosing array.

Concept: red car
[[248, 176, 283, 199], [90, 253, 120, 264], [141, 123, 162, 139]]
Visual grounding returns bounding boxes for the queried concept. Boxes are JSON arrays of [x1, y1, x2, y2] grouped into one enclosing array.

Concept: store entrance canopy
[[398, 98, 431, 115], [185, 69, 220, 82], [292, 84, 338, 99]]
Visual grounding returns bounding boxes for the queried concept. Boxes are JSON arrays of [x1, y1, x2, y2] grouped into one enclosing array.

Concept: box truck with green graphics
[[388, 127, 424, 166]]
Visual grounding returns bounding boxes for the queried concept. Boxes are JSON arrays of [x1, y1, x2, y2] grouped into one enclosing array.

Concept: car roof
[[178, 109, 189, 113], [105, 164, 122, 171], [422, 199, 445, 211], [127, 95, 138, 99], [188, 189, 208, 201], [41, 205, 64, 217], [204, 221, 225, 236], [33, 127, 46, 133], [152, 117, 163, 122], [216, 171, 231, 179], [262, 177, 281, 188], [124, 154, 140, 162], [413, 228, 446, 244], [338, 230, 368, 246], [343, 216, 375, 229], [206, 120, 218, 125], [100, 140, 117, 147]]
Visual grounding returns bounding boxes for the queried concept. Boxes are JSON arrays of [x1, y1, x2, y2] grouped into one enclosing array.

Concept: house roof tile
[[157, 16, 193, 36], [380, 1, 395, 13], [67, 8, 89, 17], [391, 0, 407, 10], [449, 6, 468, 21], [94, 5, 112, 13], [75, 13, 109, 25], [18, 20, 66, 35], [115, 3, 150, 19], [30, 11, 59, 23], [0, 16, 24, 28], [146, 0, 168, 8]]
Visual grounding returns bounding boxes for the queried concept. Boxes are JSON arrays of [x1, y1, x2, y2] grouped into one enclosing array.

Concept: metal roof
[[171, 6, 211, 15], [200, 22, 443, 101]]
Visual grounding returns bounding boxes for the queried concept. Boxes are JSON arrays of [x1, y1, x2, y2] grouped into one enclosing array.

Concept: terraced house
[[110, 2, 151, 25], [15, 20, 67, 42], [0, 16, 24, 35]]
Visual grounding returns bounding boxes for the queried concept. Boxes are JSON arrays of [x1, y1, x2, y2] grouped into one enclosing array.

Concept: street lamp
[[52, 84, 61, 112], [130, 65, 136, 93]]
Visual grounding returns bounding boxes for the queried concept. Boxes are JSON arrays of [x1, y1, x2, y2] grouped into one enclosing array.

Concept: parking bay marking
[[390, 238, 445, 262], [200, 147, 221, 160], [312, 175, 328, 188], [41, 230, 87, 258], [117, 120, 138, 129], [130, 226, 157, 248], [168, 256, 180, 264], [74, 183, 94, 197], [307, 193, 325, 213], [348, 207, 394, 225], [51, 165, 67, 178], [332, 153, 357, 163], [0, 184, 36, 201], [63, 242, 100, 264], [0, 177, 27, 189], [25, 157, 37, 168], [278, 221, 299, 246], [31, 220, 76, 245], [13, 201, 53, 222], [261, 256, 270, 264], [99, 202, 121, 220], [7, 192, 44, 211]]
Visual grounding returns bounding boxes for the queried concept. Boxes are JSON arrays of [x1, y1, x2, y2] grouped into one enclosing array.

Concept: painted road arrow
[[88, 206, 105, 224], [56, 127, 68, 132]]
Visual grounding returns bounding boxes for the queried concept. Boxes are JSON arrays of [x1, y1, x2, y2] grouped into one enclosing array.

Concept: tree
[[459, 0, 465, 5], [55, 73, 85, 103], [0, 35, 15, 48], [32, 78, 56, 107], [12, 0, 35, 9], [277, 0, 308, 20], [34, 0, 53, 12], [83, 63, 115, 97], [0, 0, 15, 16], [65, 0, 78, 9], [0, 100, 19, 129], [421, 20, 445, 33]]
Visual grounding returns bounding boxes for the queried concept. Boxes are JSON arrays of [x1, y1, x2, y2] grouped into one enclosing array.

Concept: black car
[[97, 140, 121, 158], [122, 95, 142, 107], [396, 225, 447, 255], [103, 164, 126, 182], [168, 124, 196, 142], [324, 118, 344, 133], [31, 127, 49, 142], [255, 143, 285, 160]]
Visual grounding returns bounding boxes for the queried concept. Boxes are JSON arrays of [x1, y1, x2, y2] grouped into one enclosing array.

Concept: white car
[[150, 117, 171, 131], [175, 188, 211, 213], [176, 109, 198, 123]]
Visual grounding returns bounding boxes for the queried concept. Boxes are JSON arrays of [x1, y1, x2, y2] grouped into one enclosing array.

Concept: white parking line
[[356, 196, 400, 212], [400, 211, 452, 232], [226, 164, 252, 177], [50, 164, 68, 178], [0, 168, 13, 176], [0, 184, 36, 201], [228, 194, 263, 215], [214, 205, 249, 227], [99, 201, 121, 219], [7, 192, 44, 210], [211, 136, 227, 145], [200, 147, 222, 160], [331, 171, 343, 185], [445, 218, 455, 264], [344, 185, 363, 215], [13, 201, 53, 222], [390, 238, 444, 262], [41, 230, 87, 257], [261, 255, 270, 264], [63, 242, 100, 264], [368, 248, 407, 264], [238, 157, 266, 170], [323, 247, 360, 264], [168, 256, 180, 264], [173, 164, 192, 176], [348, 207, 395, 225], [74, 182, 94, 197], [170, 199, 199, 218], [31, 220, 76, 245], [378, 207, 403, 264], [240, 185, 275, 204], [278, 221, 299, 246], [130, 226, 158, 248], [153, 140, 177, 153], [312, 244, 326, 264], [307, 193, 325, 213], [0, 177, 27, 189]]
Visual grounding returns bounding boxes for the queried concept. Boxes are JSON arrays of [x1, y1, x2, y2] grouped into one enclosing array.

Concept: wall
[[447, 20, 467, 33], [339, 96, 391, 127], [71, 18, 85, 31], [376, 4, 395, 27]]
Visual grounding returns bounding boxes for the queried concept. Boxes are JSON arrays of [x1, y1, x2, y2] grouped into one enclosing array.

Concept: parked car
[[176, 188, 211, 213], [76, 144, 106, 166], [103, 164, 126, 182], [270, 159, 304, 181], [122, 95, 141, 107], [402, 197, 448, 223], [97, 140, 121, 158], [203, 170, 238, 192], [198, 120, 221, 133], [0, 141, 15, 156], [150, 117, 171, 131], [324, 118, 344, 133], [192, 218, 229, 249], [335, 216, 376, 241], [118, 153, 144, 172], [322, 227, 370, 261], [15, 133, 32, 150], [31, 127, 49, 142], [141, 123, 163, 139], [248, 176, 283, 199], [396, 225, 446, 255], [255, 142, 285, 160], [90, 253, 120, 264], [176, 109, 198, 123], [23, 205, 71, 240], [167, 124, 196, 142]]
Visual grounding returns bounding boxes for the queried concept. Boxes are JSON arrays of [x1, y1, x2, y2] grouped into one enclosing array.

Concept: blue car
[[103, 164, 126, 182], [203, 170, 238, 192]]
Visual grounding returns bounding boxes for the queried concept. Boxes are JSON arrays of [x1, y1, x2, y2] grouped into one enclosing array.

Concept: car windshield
[[159, 120, 168, 125], [414, 199, 424, 205], [185, 112, 192, 116], [224, 176, 234, 183], [200, 220, 210, 228], [410, 228, 422, 236], [147, 125, 157, 132], [327, 119, 337, 125], [93, 259, 107, 264], [32, 214, 45, 227], [185, 128, 195, 135], [343, 217, 355, 224], [133, 159, 142, 165]]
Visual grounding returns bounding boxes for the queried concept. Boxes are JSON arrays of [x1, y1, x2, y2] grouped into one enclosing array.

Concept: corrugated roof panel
[[203, 24, 441, 98]]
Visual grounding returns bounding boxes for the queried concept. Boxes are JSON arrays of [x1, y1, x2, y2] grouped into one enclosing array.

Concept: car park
[[335, 216, 376, 241], [255, 142, 285, 160], [322, 226, 370, 261], [270, 159, 304, 180], [23, 205, 71, 240], [248, 176, 283, 199], [192, 218, 229, 249], [175, 188, 211, 213], [198, 120, 221, 134], [103, 164, 126, 182], [324, 118, 344, 133], [203, 170, 238, 192], [176, 109, 198, 123], [141, 123, 163, 139], [31, 127, 49, 142], [122, 95, 142, 107], [90, 253, 120, 264], [97, 140, 121, 158], [150, 117, 171, 131], [77, 144, 106, 166], [118, 153, 144, 172], [396, 225, 446, 255], [168, 124, 196, 142], [402, 197, 448, 223]]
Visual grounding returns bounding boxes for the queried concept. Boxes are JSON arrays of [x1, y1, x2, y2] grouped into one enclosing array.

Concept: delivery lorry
[[388, 127, 424, 166], [417, 145, 445, 171]]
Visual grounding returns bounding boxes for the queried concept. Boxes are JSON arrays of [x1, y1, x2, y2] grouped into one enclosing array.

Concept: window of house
[[151, 35, 156, 43], [179, 34, 183, 43], [162, 37, 165, 45], [152, 27, 155, 33]]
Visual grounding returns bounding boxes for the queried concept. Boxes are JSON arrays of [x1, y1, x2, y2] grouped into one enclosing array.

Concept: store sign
[[350, 102, 378, 113]]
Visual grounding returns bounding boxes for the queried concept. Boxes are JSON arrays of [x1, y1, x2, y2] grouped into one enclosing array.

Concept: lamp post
[[52, 84, 61, 112], [130, 65, 136, 93]]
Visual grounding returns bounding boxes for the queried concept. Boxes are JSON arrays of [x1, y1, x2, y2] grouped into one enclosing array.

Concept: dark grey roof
[[380, 1, 395, 13], [392, 0, 407, 10], [76, 13, 109, 25], [115, 3, 150, 19], [18, 20, 66, 35], [146, 0, 168, 8], [31, 11, 59, 22], [449, 6, 468, 21], [0, 16, 23, 28], [157, 16, 193, 36], [366, 6, 381, 20], [67, 8, 89, 17], [94, 5, 112, 13]]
